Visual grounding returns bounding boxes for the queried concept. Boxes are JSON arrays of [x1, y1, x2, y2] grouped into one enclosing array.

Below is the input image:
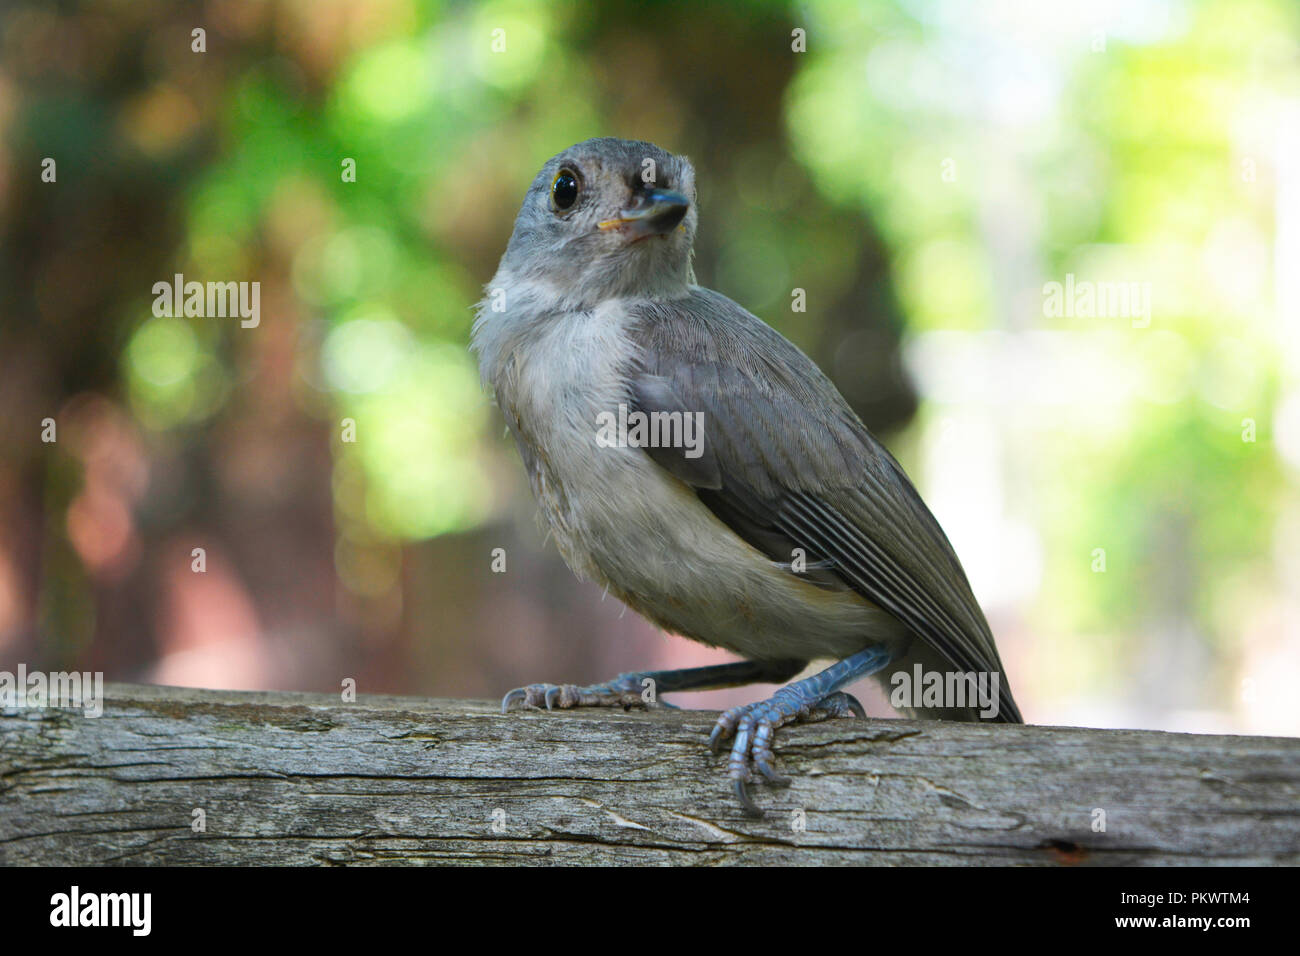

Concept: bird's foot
[[709, 688, 865, 817], [500, 672, 674, 714]]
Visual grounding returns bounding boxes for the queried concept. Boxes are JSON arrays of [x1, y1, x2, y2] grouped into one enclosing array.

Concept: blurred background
[[1, 0, 1297, 735]]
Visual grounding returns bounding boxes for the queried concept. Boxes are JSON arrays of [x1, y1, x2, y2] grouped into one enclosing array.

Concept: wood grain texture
[[1, 683, 1296, 865]]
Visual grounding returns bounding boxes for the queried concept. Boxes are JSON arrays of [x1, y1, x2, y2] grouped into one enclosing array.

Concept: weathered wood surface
[[1, 682, 1296, 865]]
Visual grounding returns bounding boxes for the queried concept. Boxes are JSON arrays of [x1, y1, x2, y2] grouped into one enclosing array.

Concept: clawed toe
[[544, 684, 570, 710], [500, 677, 654, 714], [732, 778, 761, 816], [500, 683, 569, 713], [500, 685, 535, 712], [712, 689, 865, 817], [813, 690, 866, 721]]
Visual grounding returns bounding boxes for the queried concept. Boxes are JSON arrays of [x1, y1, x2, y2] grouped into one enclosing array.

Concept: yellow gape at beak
[[598, 188, 690, 238]]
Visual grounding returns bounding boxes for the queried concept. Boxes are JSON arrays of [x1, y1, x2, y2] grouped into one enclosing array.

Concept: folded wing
[[627, 288, 1021, 723]]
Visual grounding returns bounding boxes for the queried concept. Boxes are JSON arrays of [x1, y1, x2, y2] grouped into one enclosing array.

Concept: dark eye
[[551, 169, 579, 211]]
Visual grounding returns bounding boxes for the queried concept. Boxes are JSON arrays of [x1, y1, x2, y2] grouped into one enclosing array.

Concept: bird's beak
[[599, 188, 690, 239]]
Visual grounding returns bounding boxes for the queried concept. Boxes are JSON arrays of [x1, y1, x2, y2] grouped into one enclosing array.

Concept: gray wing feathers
[[628, 288, 1021, 723], [629, 374, 722, 489]]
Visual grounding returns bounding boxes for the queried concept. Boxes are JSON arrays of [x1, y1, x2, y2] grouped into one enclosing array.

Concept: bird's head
[[497, 138, 697, 308]]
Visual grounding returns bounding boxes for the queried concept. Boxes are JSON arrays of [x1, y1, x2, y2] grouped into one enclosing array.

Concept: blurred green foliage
[[137, 0, 1294, 687], [5, 0, 1297, 726]]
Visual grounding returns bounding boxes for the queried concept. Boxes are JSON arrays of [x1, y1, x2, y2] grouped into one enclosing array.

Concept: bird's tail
[[872, 641, 1023, 723]]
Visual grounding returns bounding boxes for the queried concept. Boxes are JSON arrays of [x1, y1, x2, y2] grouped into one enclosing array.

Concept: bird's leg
[[501, 658, 807, 714], [709, 645, 894, 817]]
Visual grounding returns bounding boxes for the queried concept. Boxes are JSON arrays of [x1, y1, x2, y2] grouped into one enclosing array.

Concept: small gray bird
[[473, 137, 1022, 815]]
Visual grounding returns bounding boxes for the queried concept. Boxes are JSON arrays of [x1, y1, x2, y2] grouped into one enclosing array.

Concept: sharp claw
[[501, 688, 528, 713], [734, 778, 764, 818], [709, 728, 724, 752], [544, 685, 561, 710], [754, 759, 791, 787], [844, 693, 867, 719]]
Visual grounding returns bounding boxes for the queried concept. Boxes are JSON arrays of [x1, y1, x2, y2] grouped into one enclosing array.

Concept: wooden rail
[[1, 683, 1296, 865]]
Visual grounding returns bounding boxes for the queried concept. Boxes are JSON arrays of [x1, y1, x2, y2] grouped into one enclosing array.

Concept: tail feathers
[[872, 641, 1023, 724]]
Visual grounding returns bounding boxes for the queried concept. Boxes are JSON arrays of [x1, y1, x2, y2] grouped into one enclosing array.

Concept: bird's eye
[[551, 169, 579, 211]]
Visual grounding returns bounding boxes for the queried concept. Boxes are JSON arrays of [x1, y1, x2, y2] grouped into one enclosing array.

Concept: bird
[[472, 137, 1022, 816]]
